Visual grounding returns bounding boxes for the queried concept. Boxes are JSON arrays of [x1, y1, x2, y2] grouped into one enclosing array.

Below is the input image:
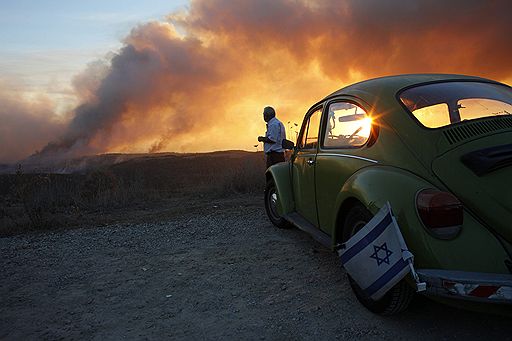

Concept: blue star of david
[[369, 242, 393, 266]]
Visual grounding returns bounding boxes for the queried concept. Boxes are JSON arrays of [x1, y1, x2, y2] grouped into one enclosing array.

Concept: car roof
[[322, 74, 498, 104]]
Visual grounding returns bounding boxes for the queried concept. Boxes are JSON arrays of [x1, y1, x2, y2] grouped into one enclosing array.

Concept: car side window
[[299, 108, 322, 150], [323, 102, 372, 148]]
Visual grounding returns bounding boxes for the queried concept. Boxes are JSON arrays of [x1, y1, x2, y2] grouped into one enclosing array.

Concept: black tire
[[264, 179, 290, 229], [342, 203, 414, 315]]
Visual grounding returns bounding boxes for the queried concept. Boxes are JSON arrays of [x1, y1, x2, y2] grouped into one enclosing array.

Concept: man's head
[[263, 106, 276, 122]]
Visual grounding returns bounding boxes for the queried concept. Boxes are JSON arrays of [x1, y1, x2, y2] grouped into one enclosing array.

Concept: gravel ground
[[1, 194, 511, 340]]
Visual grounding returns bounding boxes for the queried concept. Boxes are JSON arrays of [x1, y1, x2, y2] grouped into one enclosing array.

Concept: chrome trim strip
[[295, 153, 317, 158], [317, 153, 379, 163]]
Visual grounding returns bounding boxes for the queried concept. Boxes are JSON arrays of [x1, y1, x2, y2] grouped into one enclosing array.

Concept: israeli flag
[[339, 203, 417, 300]]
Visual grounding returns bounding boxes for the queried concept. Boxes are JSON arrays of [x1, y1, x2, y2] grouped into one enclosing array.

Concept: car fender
[[332, 165, 431, 244], [331, 165, 509, 273], [266, 162, 294, 215]]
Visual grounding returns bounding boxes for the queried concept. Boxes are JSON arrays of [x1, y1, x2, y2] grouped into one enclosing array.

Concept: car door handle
[[307, 159, 315, 165]]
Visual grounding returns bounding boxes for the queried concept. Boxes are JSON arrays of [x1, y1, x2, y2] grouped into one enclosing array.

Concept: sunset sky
[[1, 0, 511, 163]]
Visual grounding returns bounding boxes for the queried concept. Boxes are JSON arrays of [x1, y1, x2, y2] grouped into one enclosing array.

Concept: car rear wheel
[[264, 179, 289, 229], [342, 203, 414, 315]]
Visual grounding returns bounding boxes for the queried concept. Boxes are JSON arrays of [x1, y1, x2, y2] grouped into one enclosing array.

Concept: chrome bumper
[[417, 269, 512, 304]]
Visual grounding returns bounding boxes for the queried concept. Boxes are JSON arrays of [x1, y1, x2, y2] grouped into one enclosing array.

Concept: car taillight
[[416, 189, 463, 239]]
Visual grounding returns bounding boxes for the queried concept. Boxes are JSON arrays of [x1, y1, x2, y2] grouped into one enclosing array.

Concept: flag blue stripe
[[340, 212, 392, 264], [363, 257, 409, 297]]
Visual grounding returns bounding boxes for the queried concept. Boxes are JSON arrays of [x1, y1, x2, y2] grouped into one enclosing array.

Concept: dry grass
[[0, 151, 267, 236]]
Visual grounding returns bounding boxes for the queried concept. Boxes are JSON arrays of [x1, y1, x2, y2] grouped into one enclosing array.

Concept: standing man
[[258, 106, 286, 169]]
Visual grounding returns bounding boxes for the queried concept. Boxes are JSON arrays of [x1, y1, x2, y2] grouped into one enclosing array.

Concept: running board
[[284, 212, 332, 248]]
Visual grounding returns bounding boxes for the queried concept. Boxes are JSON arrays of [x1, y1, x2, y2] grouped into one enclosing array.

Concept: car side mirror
[[282, 139, 295, 150]]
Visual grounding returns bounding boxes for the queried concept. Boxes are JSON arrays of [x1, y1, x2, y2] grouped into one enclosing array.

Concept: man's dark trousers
[[266, 151, 285, 169]]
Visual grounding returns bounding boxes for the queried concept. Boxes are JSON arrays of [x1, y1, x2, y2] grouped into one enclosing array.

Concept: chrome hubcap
[[268, 190, 280, 219], [271, 193, 277, 205]]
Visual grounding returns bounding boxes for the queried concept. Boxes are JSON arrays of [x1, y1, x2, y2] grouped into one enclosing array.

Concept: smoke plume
[[0, 83, 66, 163], [3, 0, 512, 163]]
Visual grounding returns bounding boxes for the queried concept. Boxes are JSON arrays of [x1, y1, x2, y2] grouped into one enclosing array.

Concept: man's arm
[[257, 136, 275, 143], [258, 122, 279, 144]]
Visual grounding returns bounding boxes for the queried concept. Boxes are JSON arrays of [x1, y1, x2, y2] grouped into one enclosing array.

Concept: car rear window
[[399, 81, 512, 128]]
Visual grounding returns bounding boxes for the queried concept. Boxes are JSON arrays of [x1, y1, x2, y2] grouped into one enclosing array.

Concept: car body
[[264, 74, 512, 315]]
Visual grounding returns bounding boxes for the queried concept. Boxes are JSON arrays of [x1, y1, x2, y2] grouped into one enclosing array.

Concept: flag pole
[[387, 202, 427, 293]]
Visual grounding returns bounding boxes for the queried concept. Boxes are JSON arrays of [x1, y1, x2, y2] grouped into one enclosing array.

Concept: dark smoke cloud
[[178, 0, 512, 79], [36, 21, 239, 158], [6, 0, 512, 162]]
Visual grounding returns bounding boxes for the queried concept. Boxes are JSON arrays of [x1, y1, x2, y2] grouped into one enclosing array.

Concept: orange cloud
[[3, 0, 511, 163]]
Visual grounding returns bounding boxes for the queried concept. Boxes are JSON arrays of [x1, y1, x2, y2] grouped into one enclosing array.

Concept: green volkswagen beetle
[[264, 74, 512, 315]]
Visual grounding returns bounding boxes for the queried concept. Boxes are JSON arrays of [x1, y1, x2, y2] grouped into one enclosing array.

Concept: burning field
[[2, 0, 510, 236], [0, 151, 265, 236]]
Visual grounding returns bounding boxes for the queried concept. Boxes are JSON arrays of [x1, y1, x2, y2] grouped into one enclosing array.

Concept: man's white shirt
[[264, 117, 286, 153]]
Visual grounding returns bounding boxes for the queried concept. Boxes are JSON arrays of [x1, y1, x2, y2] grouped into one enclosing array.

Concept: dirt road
[[1, 194, 511, 340]]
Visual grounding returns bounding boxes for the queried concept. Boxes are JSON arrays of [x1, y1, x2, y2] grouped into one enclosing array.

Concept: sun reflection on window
[[400, 82, 512, 128], [323, 102, 372, 148], [412, 103, 450, 128]]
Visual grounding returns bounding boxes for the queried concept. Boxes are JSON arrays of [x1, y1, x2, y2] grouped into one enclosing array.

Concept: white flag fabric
[[339, 203, 413, 300]]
